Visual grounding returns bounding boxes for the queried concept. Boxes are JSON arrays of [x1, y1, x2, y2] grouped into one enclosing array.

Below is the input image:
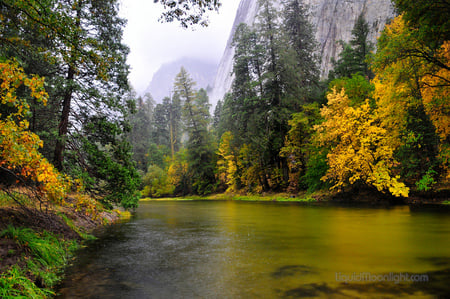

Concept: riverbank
[[141, 188, 450, 206], [0, 191, 130, 298]]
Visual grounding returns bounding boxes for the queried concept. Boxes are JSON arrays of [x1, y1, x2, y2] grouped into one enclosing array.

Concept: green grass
[[0, 190, 34, 208], [443, 200, 450, 205], [58, 212, 96, 241], [140, 192, 321, 203], [0, 265, 55, 298], [0, 226, 79, 298]]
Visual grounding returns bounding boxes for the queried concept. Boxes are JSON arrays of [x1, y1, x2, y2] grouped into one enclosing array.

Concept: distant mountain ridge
[[145, 57, 217, 103]]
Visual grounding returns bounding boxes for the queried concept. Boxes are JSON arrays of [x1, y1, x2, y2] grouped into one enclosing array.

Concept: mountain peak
[[145, 57, 218, 102]]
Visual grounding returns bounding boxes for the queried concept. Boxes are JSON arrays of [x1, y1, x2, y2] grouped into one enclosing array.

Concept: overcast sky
[[119, 0, 241, 95]]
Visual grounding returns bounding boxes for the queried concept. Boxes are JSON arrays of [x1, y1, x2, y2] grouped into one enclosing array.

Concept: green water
[[57, 201, 450, 298]]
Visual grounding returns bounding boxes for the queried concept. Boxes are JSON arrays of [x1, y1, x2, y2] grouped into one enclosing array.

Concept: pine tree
[[330, 13, 373, 79], [281, 0, 320, 103], [128, 92, 155, 172], [0, 0, 140, 208], [172, 68, 216, 194]]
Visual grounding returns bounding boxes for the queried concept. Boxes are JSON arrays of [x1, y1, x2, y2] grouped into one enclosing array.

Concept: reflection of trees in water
[[271, 264, 317, 279], [277, 258, 450, 298]]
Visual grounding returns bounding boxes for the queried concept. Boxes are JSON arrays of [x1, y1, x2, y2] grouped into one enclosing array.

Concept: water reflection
[[57, 201, 450, 298]]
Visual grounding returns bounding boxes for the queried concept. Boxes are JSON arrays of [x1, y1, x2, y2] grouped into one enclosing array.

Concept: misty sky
[[119, 0, 241, 95]]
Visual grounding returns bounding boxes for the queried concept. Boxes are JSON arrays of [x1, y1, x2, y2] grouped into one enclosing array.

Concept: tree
[[328, 74, 375, 107], [393, 0, 450, 51], [218, 0, 322, 192], [155, 0, 222, 28], [330, 13, 374, 79], [52, 0, 131, 173], [142, 164, 174, 198], [153, 95, 182, 157], [0, 0, 140, 209], [0, 59, 69, 203], [280, 103, 321, 191], [315, 88, 409, 197], [216, 131, 239, 192], [372, 15, 447, 186], [174, 67, 198, 129], [167, 149, 190, 195], [128, 92, 155, 172], [281, 0, 320, 103], [173, 68, 215, 194]]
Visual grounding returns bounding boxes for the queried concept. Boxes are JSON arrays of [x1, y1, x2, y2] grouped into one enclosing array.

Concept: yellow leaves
[[167, 151, 188, 187], [421, 41, 450, 140], [0, 60, 48, 121], [373, 14, 450, 180], [216, 131, 239, 192], [315, 87, 409, 197], [0, 59, 68, 202]]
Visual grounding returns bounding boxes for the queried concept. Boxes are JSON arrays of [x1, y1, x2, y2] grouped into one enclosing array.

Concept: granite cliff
[[209, 0, 396, 106]]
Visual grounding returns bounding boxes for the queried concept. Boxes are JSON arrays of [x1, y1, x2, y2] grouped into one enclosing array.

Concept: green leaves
[[155, 0, 221, 28]]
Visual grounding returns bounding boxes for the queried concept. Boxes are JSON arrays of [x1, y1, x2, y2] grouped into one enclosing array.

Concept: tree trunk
[[53, 65, 74, 170], [53, 2, 81, 170]]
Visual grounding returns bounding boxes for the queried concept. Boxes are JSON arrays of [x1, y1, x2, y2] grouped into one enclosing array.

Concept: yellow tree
[[372, 14, 449, 183], [167, 149, 190, 195], [421, 41, 450, 179], [315, 88, 409, 197], [0, 60, 69, 202], [216, 131, 239, 192]]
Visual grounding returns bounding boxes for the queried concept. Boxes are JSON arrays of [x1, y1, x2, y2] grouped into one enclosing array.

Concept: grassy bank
[[0, 190, 129, 298], [141, 187, 450, 205], [0, 226, 78, 298], [141, 190, 329, 203]]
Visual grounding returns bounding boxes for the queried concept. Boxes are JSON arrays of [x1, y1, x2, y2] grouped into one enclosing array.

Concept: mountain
[[209, 0, 396, 106], [145, 57, 217, 102]]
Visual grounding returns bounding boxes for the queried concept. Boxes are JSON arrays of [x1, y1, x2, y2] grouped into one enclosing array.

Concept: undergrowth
[[0, 226, 79, 298]]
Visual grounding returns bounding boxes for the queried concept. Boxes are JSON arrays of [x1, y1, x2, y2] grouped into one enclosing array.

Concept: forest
[[0, 0, 448, 296], [0, 0, 448, 213], [1, 0, 449, 209], [131, 0, 449, 200]]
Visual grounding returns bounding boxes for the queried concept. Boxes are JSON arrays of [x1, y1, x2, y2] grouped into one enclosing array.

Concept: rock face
[[209, 0, 396, 106], [145, 57, 217, 103]]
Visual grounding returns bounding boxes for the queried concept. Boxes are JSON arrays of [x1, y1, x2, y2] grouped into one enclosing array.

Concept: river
[[57, 201, 450, 298]]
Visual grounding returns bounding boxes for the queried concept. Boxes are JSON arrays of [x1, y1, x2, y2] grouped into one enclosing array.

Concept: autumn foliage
[[315, 88, 409, 197], [0, 60, 70, 202]]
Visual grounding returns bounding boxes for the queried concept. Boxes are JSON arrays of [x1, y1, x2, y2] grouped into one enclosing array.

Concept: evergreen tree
[[128, 92, 155, 172], [330, 13, 373, 79], [174, 67, 199, 132], [173, 69, 216, 194], [218, 0, 322, 192], [153, 99, 171, 148], [281, 0, 320, 103], [212, 99, 223, 138], [0, 0, 140, 208]]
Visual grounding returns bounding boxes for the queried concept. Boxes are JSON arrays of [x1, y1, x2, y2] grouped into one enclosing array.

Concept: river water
[[57, 201, 450, 298]]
